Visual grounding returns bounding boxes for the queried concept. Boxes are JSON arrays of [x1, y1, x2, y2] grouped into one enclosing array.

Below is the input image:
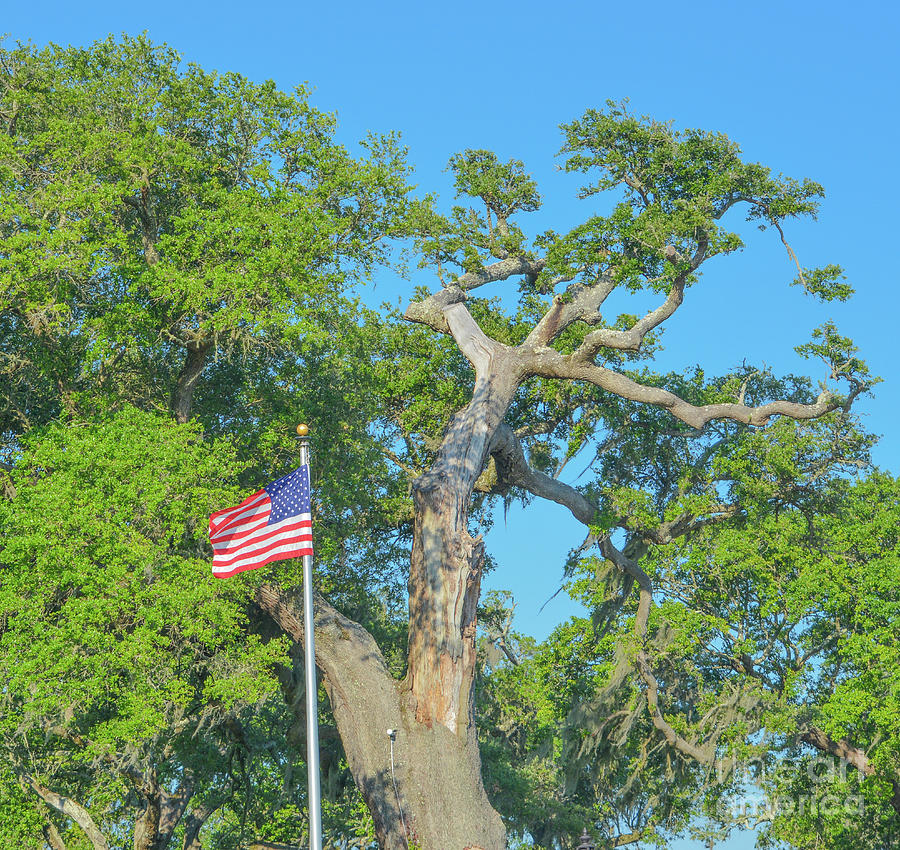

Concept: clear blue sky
[[5, 2, 898, 847]]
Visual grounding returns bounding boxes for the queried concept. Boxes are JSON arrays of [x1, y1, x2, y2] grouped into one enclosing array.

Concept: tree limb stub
[[403, 286, 466, 335], [525, 275, 615, 348]]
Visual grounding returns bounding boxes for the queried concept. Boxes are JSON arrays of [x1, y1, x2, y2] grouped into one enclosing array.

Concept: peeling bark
[[258, 584, 505, 850]]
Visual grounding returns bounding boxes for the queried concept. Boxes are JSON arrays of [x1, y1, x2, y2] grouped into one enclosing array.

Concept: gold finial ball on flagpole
[[296, 423, 309, 437]]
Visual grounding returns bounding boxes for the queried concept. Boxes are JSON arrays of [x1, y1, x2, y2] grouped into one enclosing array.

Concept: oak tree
[[257, 105, 871, 848], [0, 34, 879, 850]]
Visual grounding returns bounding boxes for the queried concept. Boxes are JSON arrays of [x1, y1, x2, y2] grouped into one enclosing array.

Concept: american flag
[[209, 465, 313, 578]]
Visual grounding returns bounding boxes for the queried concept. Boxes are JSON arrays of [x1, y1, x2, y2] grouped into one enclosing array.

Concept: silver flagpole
[[296, 424, 323, 850]]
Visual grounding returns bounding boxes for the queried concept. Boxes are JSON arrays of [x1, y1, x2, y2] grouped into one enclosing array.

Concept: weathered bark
[[133, 775, 193, 850], [258, 584, 505, 850], [23, 775, 109, 850], [257, 291, 521, 848], [801, 727, 900, 816], [171, 342, 211, 424], [404, 362, 520, 733], [43, 820, 68, 850], [799, 727, 874, 777]]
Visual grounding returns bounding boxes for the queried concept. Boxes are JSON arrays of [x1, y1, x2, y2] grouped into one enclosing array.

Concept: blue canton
[[265, 465, 311, 524]]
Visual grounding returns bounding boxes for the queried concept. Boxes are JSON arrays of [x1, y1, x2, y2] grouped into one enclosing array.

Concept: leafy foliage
[[0, 35, 890, 850]]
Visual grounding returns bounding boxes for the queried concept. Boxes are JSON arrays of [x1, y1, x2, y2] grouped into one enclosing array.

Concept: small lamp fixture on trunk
[[577, 829, 597, 850]]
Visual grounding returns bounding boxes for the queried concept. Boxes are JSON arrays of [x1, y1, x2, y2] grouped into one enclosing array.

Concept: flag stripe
[[212, 545, 311, 578], [210, 495, 269, 536], [212, 523, 312, 563], [212, 516, 312, 565], [212, 512, 306, 553], [210, 511, 271, 545], [213, 534, 313, 573], [209, 489, 266, 529]]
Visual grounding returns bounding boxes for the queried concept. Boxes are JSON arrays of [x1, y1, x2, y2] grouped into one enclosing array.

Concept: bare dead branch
[[575, 277, 685, 356], [520, 347, 840, 429], [525, 276, 616, 347], [452, 255, 546, 291]]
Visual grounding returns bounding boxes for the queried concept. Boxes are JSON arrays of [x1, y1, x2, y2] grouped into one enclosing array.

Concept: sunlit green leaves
[[791, 263, 854, 302], [0, 408, 284, 742], [0, 33, 415, 436]]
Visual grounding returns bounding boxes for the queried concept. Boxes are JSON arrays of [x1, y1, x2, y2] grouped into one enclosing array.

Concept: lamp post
[[577, 829, 597, 850]]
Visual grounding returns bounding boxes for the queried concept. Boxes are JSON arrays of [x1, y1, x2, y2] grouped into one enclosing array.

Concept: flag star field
[[209, 465, 313, 578], [268, 467, 311, 523]]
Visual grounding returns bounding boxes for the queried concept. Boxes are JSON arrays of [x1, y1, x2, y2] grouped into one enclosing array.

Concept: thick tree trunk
[[392, 360, 516, 849], [133, 778, 193, 850], [133, 790, 161, 850], [404, 347, 520, 734], [259, 585, 506, 850], [260, 303, 522, 850]]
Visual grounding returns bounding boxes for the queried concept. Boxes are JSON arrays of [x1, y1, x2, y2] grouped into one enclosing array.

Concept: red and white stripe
[[209, 489, 313, 579]]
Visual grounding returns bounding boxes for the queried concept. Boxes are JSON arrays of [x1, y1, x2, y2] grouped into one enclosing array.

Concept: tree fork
[[171, 342, 211, 425]]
